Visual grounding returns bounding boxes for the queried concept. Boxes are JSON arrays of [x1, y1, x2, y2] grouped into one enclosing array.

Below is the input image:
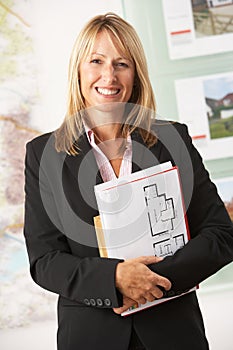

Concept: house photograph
[[191, 0, 233, 36], [214, 177, 233, 221], [204, 74, 233, 139]]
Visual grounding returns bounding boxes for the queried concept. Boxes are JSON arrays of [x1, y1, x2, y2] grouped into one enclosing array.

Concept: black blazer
[[24, 121, 233, 350]]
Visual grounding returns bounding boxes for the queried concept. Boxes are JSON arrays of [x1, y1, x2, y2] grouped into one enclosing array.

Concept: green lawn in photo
[[209, 115, 233, 139]]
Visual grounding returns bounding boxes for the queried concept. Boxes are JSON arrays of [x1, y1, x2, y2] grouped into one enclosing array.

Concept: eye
[[117, 62, 129, 68], [90, 59, 102, 64]]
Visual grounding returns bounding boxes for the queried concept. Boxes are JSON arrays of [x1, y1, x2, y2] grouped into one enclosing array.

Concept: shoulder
[[25, 131, 61, 166], [26, 131, 55, 154], [152, 119, 188, 135], [27, 131, 54, 148], [152, 119, 190, 146]]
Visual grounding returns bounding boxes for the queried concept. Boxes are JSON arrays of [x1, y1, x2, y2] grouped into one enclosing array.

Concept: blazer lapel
[[131, 129, 162, 172], [64, 134, 103, 208]]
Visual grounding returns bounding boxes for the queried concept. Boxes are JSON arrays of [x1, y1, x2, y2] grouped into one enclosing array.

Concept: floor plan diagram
[[144, 183, 185, 257], [144, 183, 175, 236]]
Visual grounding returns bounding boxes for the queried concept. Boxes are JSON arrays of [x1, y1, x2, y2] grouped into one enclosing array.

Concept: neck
[[92, 124, 127, 161], [84, 102, 126, 141], [92, 123, 123, 143]]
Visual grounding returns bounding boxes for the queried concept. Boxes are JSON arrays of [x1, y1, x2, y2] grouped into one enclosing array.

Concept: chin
[[92, 101, 126, 113]]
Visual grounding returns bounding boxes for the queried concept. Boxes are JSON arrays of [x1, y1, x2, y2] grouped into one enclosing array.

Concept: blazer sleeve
[[150, 123, 233, 292], [24, 140, 123, 308]]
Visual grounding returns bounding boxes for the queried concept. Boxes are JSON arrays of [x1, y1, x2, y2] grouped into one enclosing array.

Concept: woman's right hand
[[115, 256, 171, 305]]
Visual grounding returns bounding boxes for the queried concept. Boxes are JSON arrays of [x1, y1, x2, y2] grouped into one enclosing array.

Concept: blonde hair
[[55, 12, 157, 155]]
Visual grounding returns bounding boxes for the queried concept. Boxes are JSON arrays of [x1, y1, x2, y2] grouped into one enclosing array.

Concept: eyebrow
[[90, 52, 130, 61]]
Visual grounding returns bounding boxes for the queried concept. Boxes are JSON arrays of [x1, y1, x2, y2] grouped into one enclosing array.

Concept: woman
[[24, 13, 233, 350]]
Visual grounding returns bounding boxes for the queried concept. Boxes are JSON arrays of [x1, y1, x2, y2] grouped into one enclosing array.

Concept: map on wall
[[0, 0, 56, 329]]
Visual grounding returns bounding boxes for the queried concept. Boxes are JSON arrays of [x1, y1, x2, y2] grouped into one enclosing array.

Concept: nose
[[102, 63, 116, 83]]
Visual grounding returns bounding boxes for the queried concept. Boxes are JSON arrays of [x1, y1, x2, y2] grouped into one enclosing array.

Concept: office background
[[0, 0, 232, 349]]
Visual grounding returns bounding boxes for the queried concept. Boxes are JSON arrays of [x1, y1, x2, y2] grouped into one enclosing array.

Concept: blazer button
[[167, 290, 176, 297], [104, 298, 111, 307], [84, 298, 90, 306], [96, 298, 103, 307], [90, 298, 96, 306], [175, 290, 182, 295]]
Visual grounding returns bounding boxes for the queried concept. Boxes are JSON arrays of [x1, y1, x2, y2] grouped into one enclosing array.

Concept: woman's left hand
[[113, 296, 138, 314]]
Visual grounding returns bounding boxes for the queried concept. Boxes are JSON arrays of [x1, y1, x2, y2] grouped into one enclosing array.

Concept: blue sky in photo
[[203, 74, 233, 100]]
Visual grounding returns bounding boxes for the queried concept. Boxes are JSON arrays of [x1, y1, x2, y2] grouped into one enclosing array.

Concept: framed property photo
[[203, 75, 233, 140], [162, 0, 233, 59], [175, 71, 233, 160], [214, 177, 233, 222]]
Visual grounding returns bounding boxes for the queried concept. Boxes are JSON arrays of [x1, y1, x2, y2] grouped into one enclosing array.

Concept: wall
[[122, 0, 233, 177]]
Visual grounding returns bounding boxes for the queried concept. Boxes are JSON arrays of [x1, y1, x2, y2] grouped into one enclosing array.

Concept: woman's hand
[[113, 296, 137, 314], [115, 256, 171, 305]]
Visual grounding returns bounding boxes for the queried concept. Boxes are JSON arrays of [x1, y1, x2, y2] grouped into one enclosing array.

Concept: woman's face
[[79, 31, 135, 109]]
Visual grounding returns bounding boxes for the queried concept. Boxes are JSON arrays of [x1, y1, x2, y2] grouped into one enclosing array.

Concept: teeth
[[96, 88, 119, 95]]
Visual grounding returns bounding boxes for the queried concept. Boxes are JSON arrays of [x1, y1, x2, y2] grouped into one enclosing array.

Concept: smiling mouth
[[96, 87, 120, 96]]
